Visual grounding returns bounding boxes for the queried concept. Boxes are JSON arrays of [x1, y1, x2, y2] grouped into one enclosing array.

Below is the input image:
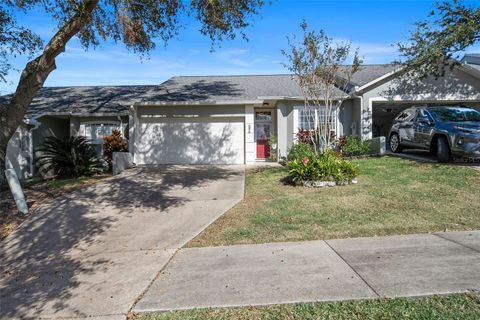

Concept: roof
[[1, 64, 397, 118], [463, 53, 480, 59], [21, 85, 162, 118], [137, 65, 397, 105], [461, 53, 480, 68]]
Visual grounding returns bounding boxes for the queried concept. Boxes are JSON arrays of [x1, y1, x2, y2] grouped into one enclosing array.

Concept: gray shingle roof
[[461, 53, 480, 66], [2, 64, 397, 118], [349, 64, 396, 87], [23, 85, 161, 117]]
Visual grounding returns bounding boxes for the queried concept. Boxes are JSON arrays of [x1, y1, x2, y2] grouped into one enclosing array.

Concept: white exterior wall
[[276, 102, 289, 161], [245, 105, 256, 164]]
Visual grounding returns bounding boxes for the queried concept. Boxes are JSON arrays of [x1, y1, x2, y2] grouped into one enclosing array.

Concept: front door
[[255, 111, 273, 159]]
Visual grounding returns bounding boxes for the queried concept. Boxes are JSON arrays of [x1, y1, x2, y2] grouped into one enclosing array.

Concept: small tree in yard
[[282, 21, 362, 154], [0, 0, 266, 191]]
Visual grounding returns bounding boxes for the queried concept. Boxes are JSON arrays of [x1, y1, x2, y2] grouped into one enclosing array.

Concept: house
[[5, 58, 480, 178]]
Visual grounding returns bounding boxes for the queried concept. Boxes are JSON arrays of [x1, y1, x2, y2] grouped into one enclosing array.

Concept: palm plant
[[35, 136, 106, 178]]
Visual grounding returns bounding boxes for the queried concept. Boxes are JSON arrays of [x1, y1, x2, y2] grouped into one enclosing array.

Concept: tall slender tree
[[0, 0, 265, 189], [283, 21, 362, 153]]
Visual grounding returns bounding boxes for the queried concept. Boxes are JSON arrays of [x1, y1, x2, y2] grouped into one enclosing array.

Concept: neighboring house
[[4, 56, 480, 178], [462, 54, 480, 71]]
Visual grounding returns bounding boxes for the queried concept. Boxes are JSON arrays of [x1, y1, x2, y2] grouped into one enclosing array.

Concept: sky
[[2, 0, 480, 94]]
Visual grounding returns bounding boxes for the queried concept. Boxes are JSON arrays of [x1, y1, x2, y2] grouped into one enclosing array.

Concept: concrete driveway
[[0, 165, 244, 320]]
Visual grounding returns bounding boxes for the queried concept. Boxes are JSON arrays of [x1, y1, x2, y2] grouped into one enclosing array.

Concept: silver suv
[[389, 106, 480, 162]]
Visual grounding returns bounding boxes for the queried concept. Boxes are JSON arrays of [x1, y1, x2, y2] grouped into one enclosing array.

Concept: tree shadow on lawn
[[0, 165, 240, 319]]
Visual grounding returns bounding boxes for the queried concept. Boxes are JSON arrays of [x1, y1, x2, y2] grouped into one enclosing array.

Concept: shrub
[[36, 136, 106, 178], [103, 130, 128, 170], [296, 129, 336, 151], [287, 143, 316, 161], [337, 136, 371, 157], [287, 149, 358, 184], [296, 129, 315, 145]]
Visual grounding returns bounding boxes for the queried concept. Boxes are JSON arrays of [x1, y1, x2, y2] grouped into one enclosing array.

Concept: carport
[[371, 101, 480, 138]]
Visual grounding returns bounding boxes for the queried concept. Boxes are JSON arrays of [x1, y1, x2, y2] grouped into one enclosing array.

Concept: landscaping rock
[[302, 180, 357, 188]]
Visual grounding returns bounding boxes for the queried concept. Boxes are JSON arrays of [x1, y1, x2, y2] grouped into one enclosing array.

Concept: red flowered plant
[[103, 130, 128, 170], [303, 156, 309, 166], [296, 129, 314, 145]]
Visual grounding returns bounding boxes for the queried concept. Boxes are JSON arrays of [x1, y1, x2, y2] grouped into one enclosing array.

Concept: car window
[[395, 109, 416, 121], [429, 107, 480, 122], [415, 109, 433, 123]]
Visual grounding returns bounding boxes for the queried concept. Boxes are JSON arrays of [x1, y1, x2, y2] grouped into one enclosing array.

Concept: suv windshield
[[429, 107, 480, 122]]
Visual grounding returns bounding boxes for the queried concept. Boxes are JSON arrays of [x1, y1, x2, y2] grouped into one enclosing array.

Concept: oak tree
[[0, 0, 265, 188], [398, 0, 480, 79]]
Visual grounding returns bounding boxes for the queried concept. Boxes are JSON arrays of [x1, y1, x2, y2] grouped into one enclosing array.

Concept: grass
[[189, 156, 480, 247], [138, 293, 480, 320]]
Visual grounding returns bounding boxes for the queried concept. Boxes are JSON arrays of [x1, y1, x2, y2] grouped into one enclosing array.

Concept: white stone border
[[303, 179, 358, 188]]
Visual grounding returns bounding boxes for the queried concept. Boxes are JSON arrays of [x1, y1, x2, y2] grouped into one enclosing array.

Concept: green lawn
[[189, 156, 480, 247], [139, 293, 480, 320]]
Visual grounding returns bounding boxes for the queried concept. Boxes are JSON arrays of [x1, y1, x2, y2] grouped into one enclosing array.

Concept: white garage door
[[136, 117, 244, 164]]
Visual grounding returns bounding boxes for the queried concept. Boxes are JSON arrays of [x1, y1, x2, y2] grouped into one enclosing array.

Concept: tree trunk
[[0, 0, 99, 191]]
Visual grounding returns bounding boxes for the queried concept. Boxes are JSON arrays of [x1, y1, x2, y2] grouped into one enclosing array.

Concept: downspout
[[25, 118, 41, 178]]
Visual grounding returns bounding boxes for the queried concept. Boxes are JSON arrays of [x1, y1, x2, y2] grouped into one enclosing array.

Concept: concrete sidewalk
[[134, 231, 480, 313], [0, 165, 244, 320]]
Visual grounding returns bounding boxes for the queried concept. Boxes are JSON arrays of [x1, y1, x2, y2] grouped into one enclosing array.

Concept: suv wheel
[[389, 133, 402, 153], [436, 136, 450, 163]]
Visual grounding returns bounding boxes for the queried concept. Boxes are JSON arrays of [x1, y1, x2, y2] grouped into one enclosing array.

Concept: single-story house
[[5, 57, 480, 179]]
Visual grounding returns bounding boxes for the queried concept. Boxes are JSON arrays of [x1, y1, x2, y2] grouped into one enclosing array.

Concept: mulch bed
[[0, 182, 54, 240]]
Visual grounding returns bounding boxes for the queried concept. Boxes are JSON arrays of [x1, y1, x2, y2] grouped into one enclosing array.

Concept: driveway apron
[[0, 165, 244, 320]]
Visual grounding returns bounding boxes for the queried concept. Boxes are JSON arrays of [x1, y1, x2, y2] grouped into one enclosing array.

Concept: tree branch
[[0, 0, 99, 186]]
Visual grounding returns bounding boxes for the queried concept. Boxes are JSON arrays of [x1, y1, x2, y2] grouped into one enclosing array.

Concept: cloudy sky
[[2, 0, 480, 94]]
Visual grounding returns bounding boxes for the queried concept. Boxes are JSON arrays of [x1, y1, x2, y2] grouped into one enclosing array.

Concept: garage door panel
[[137, 119, 244, 165]]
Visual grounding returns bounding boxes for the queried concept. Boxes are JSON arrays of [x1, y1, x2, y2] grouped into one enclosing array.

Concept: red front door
[[256, 139, 270, 159], [255, 123, 271, 159]]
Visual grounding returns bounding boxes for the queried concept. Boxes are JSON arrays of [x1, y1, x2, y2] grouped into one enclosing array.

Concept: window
[[415, 109, 434, 123], [255, 111, 272, 122], [299, 108, 315, 130], [83, 123, 120, 144], [429, 107, 480, 122], [297, 107, 337, 132], [395, 109, 416, 122], [317, 108, 337, 132]]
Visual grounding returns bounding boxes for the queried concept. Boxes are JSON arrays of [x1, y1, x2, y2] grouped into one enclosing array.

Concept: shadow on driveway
[[387, 149, 480, 170], [0, 165, 243, 319]]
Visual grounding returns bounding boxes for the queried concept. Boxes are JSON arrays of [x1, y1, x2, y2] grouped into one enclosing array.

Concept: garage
[[135, 116, 245, 165], [371, 103, 412, 138]]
